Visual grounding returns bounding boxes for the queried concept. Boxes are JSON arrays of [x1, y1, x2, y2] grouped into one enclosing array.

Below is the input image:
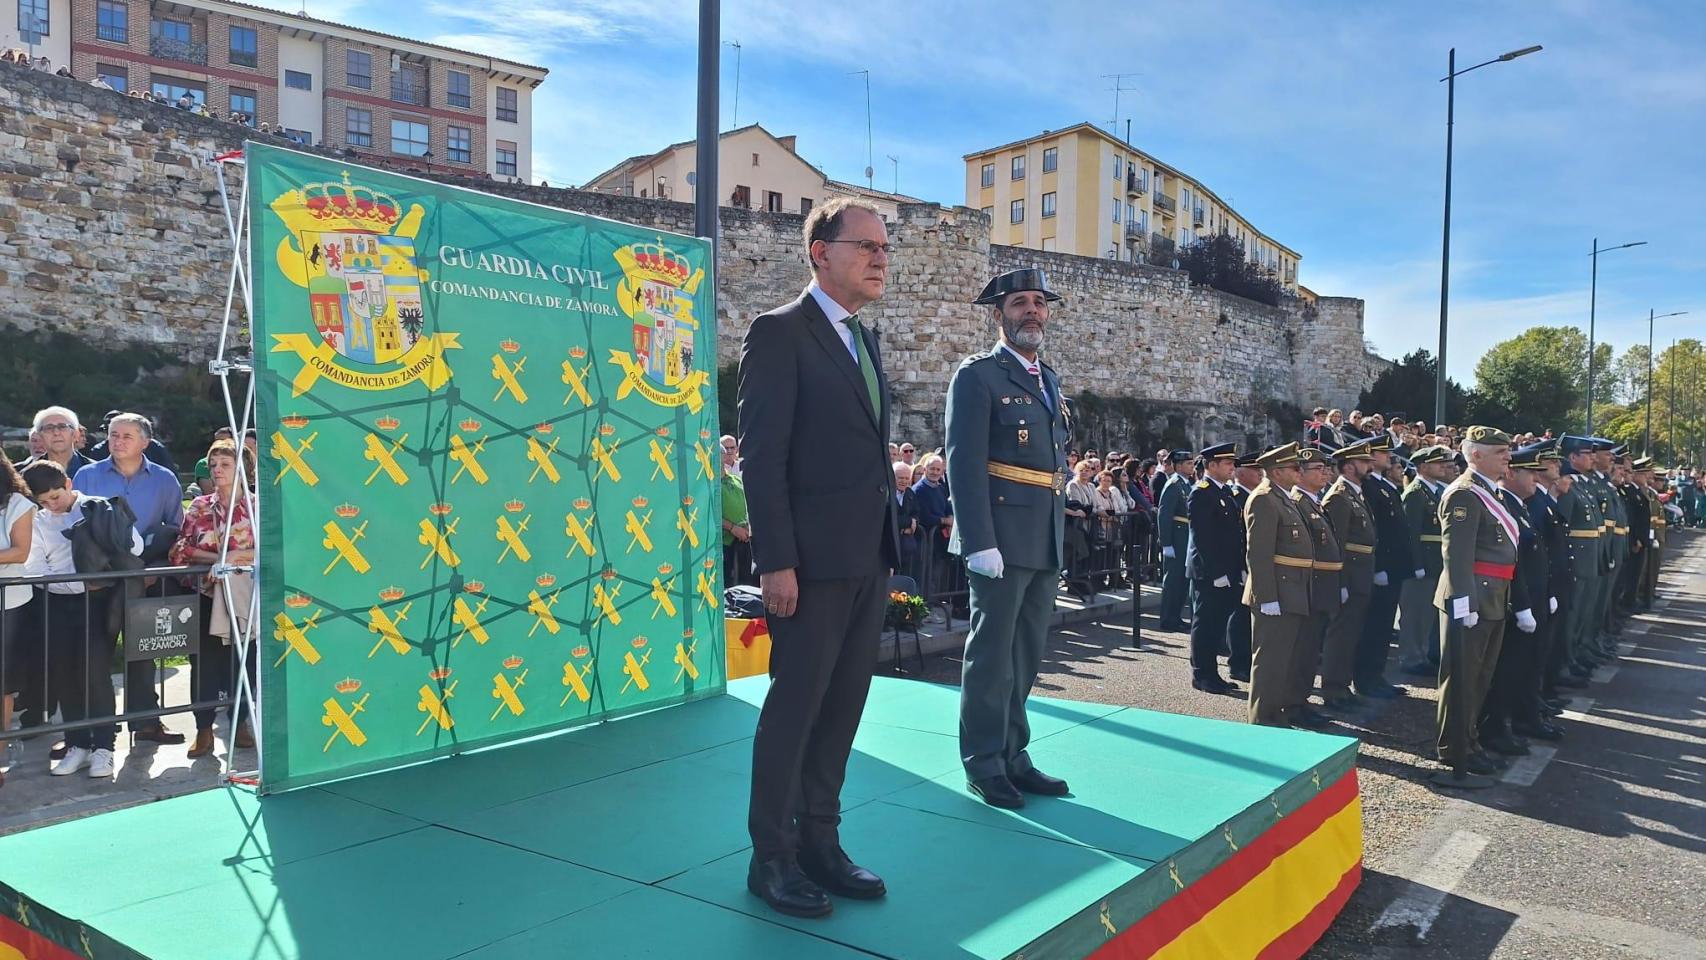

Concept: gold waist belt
[[1312, 560, 1344, 571], [1344, 543, 1375, 555], [1418, 534, 1443, 543], [1174, 516, 1191, 524], [1568, 530, 1601, 539], [1273, 555, 1314, 569], [987, 461, 1066, 491], [1614, 527, 1628, 535]]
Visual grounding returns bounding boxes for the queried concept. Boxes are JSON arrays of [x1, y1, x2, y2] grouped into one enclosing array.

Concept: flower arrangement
[[886, 590, 928, 629]]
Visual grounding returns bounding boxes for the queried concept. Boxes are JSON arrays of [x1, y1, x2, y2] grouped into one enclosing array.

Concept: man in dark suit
[[1186, 443, 1245, 694], [738, 197, 901, 919], [893, 461, 923, 587], [1359, 435, 1418, 698]]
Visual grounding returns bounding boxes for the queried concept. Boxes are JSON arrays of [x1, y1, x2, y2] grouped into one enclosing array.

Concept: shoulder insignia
[[960, 351, 996, 368], [1195, 480, 1209, 489], [1452, 504, 1469, 522]]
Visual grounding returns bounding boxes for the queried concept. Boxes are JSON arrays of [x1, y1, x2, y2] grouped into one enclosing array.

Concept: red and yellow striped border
[[1091, 767, 1363, 960], [0, 913, 85, 960]]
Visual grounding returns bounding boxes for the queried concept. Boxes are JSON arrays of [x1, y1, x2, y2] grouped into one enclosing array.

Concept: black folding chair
[[885, 574, 927, 675]]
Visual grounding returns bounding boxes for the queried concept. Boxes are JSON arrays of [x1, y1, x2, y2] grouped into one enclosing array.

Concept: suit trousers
[[960, 565, 1058, 781], [748, 571, 886, 861], [1188, 580, 1236, 682], [1479, 619, 1533, 735], [1566, 570, 1601, 664], [1616, 549, 1643, 609], [1639, 544, 1661, 606], [1294, 612, 1331, 712], [1159, 554, 1188, 625], [1249, 611, 1305, 726], [1436, 611, 1505, 763], [1397, 574, 1439, 667], [1320, 591, 1370, 698], [1356, 580, 1402, 688], [1227, 601, 1252, 677], [1542, 591, 1572, 694]]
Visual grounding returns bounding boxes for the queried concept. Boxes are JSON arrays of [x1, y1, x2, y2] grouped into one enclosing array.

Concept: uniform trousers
[[1396, 574, 1439, 667], [1227, 601, 1252, 678], [1249, 611, 1305, 727], [1158, 553, 1188, 626], [1187, 580, 1236, 682], [1566, 570, 1601, 665], [1639, 543, 1661, 606], [1479, 620, 1535, 738], [1319, 591, 1370, 698], [1436, 611, 1505, 764], [1356, 580, 1402, 689], [960, 565, 1057, 781], [1293, 611, 1331, 714]]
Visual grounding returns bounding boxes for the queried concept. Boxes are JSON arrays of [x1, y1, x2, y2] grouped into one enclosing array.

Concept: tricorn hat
[[973, 268, 1064, 306]]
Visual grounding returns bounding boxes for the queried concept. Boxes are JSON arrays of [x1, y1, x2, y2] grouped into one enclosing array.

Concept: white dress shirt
[[806, 280, 860, 362]]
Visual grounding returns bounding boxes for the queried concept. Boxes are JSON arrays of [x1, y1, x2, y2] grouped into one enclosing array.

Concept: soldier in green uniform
[[1398, 445, 1451, 675], [1288, 445, 1343, 728], [1156, 449, 1196, 632], [1434, 426, 1519, 783], [1588, 439, 1623, 657], [1552, 436, 1604, 684], [946, 268, 1071, 810], [1614, 449, 1649, 618], [1320, 440, 1377, 709], [1636, 457, 1664, 609], [1242, 443, 1313, 727]]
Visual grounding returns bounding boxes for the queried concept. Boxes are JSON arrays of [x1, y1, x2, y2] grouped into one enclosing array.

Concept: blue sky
[[265, 0, 1705, 382]]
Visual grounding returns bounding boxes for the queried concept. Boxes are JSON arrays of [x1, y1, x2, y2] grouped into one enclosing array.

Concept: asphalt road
[[916, 530, 1706, 959]]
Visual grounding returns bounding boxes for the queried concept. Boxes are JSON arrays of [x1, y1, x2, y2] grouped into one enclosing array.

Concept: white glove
[[1515, 609, 1536, 633], [1213, 575, 1230, 588], [1460, 611, 1480, 629], [1549, 596, 1558, 614], [1373, 571, 1389, 587], [1414, 568, 1426, 580], [965, 548, 1004, 579], [1162, 546, 1176, 559], [1340, 587, 1349, 604], [1258, 601, 1282, 616]]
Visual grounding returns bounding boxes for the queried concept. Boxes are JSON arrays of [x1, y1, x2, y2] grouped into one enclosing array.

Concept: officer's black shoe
[[1512, 720, 1564, 741], [1355, 682, 1400, 699], [1191, 676, 1238, 695], [968, 775, 1026, 809], [747, 857, 833, 918], [1292, 708, 1331, 729], [1538, 700, 1566, 717], [1554, 673, 1588, 689], [1448, 753, 1501, 776], [1400, 662, 1435, 677], [1010, 768, 1070, 796], [1324, 693, 1359, 710], [1229, 668, 1251, 683], [1157, 620, 1188, 633], [798, 846, 886, 900], [1472, 749, 1511, 770]]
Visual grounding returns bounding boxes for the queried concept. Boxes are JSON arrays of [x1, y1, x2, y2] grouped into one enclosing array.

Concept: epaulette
[[960, 350, 997, 368], [1195, 480, 1209, 489]]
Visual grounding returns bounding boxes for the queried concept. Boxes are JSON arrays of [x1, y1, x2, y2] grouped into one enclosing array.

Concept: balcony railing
[[150, 34, 207, 66], [1192, 206, 1204, 227], [96, 23, 128, 42], [390, 77, 428, 106], [1124, 221, 1144, 238], [1153, 193, 1176, 214], [1126, 173, 1145, 196]]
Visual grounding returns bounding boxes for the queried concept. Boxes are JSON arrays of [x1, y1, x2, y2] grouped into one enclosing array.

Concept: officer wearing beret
[[1434, 426, 1519, 782], [1635, 457, 1664, 610], [1243, 443, 1314, 726], [1553, 435, 1605, 683], [946, 268, 1071, 810], [1186, 443, 1245, 694], [1288, 445, 1344, 728], [1156, 449, 1197, 632], [1320, 440, 1377, 709], [1398, 446, 1451, 675], [1360, 433, 1418, 698]]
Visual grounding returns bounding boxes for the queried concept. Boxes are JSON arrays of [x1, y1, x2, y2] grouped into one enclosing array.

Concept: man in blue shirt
[[73, 412, 186, 745]]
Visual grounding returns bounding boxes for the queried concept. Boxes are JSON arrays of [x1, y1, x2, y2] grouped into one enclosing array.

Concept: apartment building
[[4, 0, 545, 181], [963, 121, 1300, 292]]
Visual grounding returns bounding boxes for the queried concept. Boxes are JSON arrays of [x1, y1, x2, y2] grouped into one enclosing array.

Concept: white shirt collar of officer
[[997, 341, 1043, 375], [1293, 485, 1322, 504]]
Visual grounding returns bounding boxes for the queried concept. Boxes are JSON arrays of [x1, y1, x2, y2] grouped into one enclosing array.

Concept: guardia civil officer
[[1397, 446, 1451, 675], [1186, 443, 1244, 694], [1360, 434, 1418, 697], [1552, 436, 1604, 684], [1156, 449, 1196, 631]]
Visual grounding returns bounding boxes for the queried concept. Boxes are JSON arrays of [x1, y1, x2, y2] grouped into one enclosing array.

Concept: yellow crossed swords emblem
[[590, 435, 621, 481], [362, 432, 410, 486], [694, 440, 716, 481], [560, 658, 594, 705], [452, 595, 490, 646], [677, 506, 700, 548], [416, 680, 457, 734], [490, 352, 529, 404], [272, 430, 320, 486], [449, 434, 489, 485], [650, 576, 678, 618], [273, 609, 322, 666], [564, 511, 596, 557], [561, 352, 593, 407], [1099, 901, 1117, 936], [592, 582, 622, 626], [322, 693, 370, 751], [526, 436, 561, 484], [624, 509, 654, 554], [15, 897, 30, 927], [491, 668, 528, 719], [648, 437, 675, 481], [418, 517, 461, 569], [1168, 861, 1184, 891], [673, 639, 698, 682], [321, 519, 370, 574], [621, 649, 651, 694], [366, 602, 412, 657], [527, 589, 561, 636], [695, 569, 720, 611], [495, 514, 532, 564]]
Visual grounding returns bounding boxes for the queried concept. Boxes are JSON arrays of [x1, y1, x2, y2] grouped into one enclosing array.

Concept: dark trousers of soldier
[[1616, 548, 1644, 611], [1541, 592, 1573, 699], [960, 566, 1058, 781], [1227, 602, 1252, 678], [1158, 553, 1188, 627], [1639, 543, 1661, 607], [1294, 612, 1331, 714], [1478, 623, 1535, 740], [1592, 557, 1619, 641], [1436, 611, 1506, 763], [1188, 579, 1235, 682], [1319, 591, 1370, 699], [1396, 575, 1439, 668], [1567, 570, 1602, 667], [1249, 611, 1306, 726], [1355, 581, 1401, 690]]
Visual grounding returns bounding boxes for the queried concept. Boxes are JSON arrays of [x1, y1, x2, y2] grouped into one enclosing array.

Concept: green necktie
[[845, 317, 881, 415]]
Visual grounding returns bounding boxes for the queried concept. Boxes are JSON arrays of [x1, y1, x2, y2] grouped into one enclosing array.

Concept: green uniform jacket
[[1402, 477, 1444, 577], [1593, 473, 1623, 572], [1158, 473, 1191, 553], [1242, 479, 1313, 615], [1433, 471, 1519, 620], [1322, 476, 1377, 596], [1555, 478, 1606, 577], [1647, 487, 1666, 548], [1290, 487, 1344, 616], [944, 342, 1067, 571]]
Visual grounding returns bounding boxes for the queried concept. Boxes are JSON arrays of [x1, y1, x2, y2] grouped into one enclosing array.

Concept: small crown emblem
[[503, 656, 524, 670], [463, 580, 485, 593], [281, 413, 310, 429], [428, 666, 451, 681], [655, 427, 670, 438], [334, 503, 360, 518], [504, 499, 525, 513], [657, 563, 674, 576], [378, 585, 405, 602], [374, 415, 401, 431], [599, 423, 617, 437], [571, 498, 592, 511], [681, 495, 694, 507], [624, 239, 693, 286], [571, 645, 590, 658], [568, 345, 587, 360], [631, 636, 649, 649], [699, 429, 711, 440], [703, 557, 717, 569], [600, 567, 618, 580], [459, 418, 482, 433], [284, 593, 312, 609], [535, 422, 554, 435], [302, 172, 401, 227], [682, 628, 695, 639], [499, 338, 521, 354], [535, 573, 557, 588], [428, 502, 453, 516], [632, 496, 649, 509], [334, 677, 362, 694]]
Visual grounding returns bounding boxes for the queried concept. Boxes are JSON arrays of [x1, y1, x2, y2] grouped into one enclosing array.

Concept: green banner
[[247, 143, 723, 792]]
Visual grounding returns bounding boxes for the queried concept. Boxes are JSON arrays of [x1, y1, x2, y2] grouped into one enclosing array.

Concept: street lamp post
[[1435, 44, 1542, 428], [1668, 337, 1678, 461], [1585, 237, 1647, 434], [1645, 310, 1688, 454]]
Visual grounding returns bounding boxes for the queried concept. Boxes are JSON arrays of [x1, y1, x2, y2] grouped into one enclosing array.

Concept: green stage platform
[[0, 677, 1362, 960]]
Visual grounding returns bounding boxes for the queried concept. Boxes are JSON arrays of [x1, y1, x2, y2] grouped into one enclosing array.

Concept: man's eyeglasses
[[822, 239, 894, 257], [38, 423, 74, 433]]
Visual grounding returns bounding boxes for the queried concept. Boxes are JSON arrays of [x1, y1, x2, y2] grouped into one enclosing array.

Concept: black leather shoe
[[1191, 676, 1238, 695], [1473, 749, 1511, 769], [967, 775, 1025, 809], [1010, 767, 1070, 796], [1538, 701, 1565, 717], [1555, 673, 1588, 689], [1291, 708, 1331, 729], [1511, 720, 1563, 741], [1356, 682, 1400, 699], [1229, 669, 1250, 683], [798, 846, 886, 900], [747, 857, 832, 918], [1446, 753, 1500, 776], [1483, 734, 1529, 757]]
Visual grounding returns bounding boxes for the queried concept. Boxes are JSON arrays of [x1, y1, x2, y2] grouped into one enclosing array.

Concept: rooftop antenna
[[722, 40, 741, 129], [886, 154, 899, 194], [851, 69, 873, 188], [1102, 73, 1140, 137]]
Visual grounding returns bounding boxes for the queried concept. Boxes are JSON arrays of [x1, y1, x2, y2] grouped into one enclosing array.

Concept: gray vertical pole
[[695, 0, 719, 243], [1587, 239, 1599, 434], [1435, 49, 1455, 429], [1669, 338, 1677, 461]]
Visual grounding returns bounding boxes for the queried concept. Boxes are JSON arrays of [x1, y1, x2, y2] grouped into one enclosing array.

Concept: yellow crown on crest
[[499, 338, 521, 354], [378, 585, 405, 602], [599, 567, 618, 580], [428, 502, 453, 516], [284, 593, 312, 609], [281, 413, 310, 429], [504, 499, 525, 513], [503, 656, 524, 670], [535, 422, 554, 435], [571, 645, 590, 658], [301, 172, 401, 230], [681, 495, 694, 507], [618, 239, 693, 287], [335, 677, 362, 694], [568, 346, 587, 360], [428, 666, 452, 681], [657, 563, 674, 576], [463, 580, 485, 593], [375, 415, 401, 431], [631, 636, 649, 649], [536, 573, 557, 588], [459, 418, 482, 433], [655, 426, 670, 438], [598, 423, 616, 437], [632, 496, 649, 509], [334, 503, 360, 519], [571, 498, 592, 511]]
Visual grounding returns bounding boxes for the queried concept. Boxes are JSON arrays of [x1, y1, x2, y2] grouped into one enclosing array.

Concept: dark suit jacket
[[895, 488, 921, 560], [1186, 479, 1244, 583], [1364, 473, 1417, 577], [737, 291, 901, 580]]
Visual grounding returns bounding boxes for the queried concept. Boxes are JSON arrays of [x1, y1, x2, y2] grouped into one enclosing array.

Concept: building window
[[1010, 198, 1024, 223], [447, 125, 471, 163], [1041, 236, 1055, 252], [1126, 202, 1134, 225], [390, 62, 427, 106], [495, 87, 517, 122], [751, 152, 760, 167], [764, 190, 783, 213], [390, 119, 429, 157], [95, 0, 126, 42], [1042, 147, 1057, 173], [281, 128, 312, 146], [150, 76, 204, 106], [153, 18, 189, 43], [1114, 156, 1123, 179], [447, 70, 471, 108], [284, 69, 311, 90], [229, 88, 256, 124], [981, 205, 993, 220], [95, 65, 127, 91], [1041, 192, 1056, 218], [1112, 198, 1120, 222], [495, 140, 517, 177], [731, 184, 751, 208], [1010, 154, 1025, 180], [346, 49, 371, 90], [799, 197, 814, 216], [980, 163, 994, 188], [16, 0, 47, 42], [345, 106, 372, 146], [228, 25, 257, 67]]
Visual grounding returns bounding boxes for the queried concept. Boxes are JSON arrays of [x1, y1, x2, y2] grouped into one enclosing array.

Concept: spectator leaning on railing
[[0, 450, 38, 790]]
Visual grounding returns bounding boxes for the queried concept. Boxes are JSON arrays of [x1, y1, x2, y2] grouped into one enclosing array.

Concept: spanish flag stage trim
[[0, 912, 89, 960], [1090, 767, 1363, 960]]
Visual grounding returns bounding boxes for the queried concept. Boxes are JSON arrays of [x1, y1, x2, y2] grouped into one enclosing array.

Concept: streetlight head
[[1499, 45, 1543, 61], [1620, 241, 1649, 251]]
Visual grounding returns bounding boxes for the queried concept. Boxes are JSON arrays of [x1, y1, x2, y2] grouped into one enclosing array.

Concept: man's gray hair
[[1460, 438, 1500, 459], [107, 412, 154, 440], [32, 405, 81, 431], [802, 197, 882, 272]]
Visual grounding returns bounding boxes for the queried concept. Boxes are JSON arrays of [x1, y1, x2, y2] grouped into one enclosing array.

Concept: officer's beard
[[1002, 314, 1046, 352]]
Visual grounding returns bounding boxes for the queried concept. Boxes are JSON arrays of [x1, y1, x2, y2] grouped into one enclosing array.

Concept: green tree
[[1358, 349, 1468, 426], [1175, 233, 1284, 307], [1471, 326, 1614, 434], [1609, 344, 1651, 407]]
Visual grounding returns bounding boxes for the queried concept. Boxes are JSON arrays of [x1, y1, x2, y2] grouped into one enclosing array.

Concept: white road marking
[[1561, 696, 1595, 721], [1499, 745, 1558, 786], [1370, 829, 1490, 939]]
